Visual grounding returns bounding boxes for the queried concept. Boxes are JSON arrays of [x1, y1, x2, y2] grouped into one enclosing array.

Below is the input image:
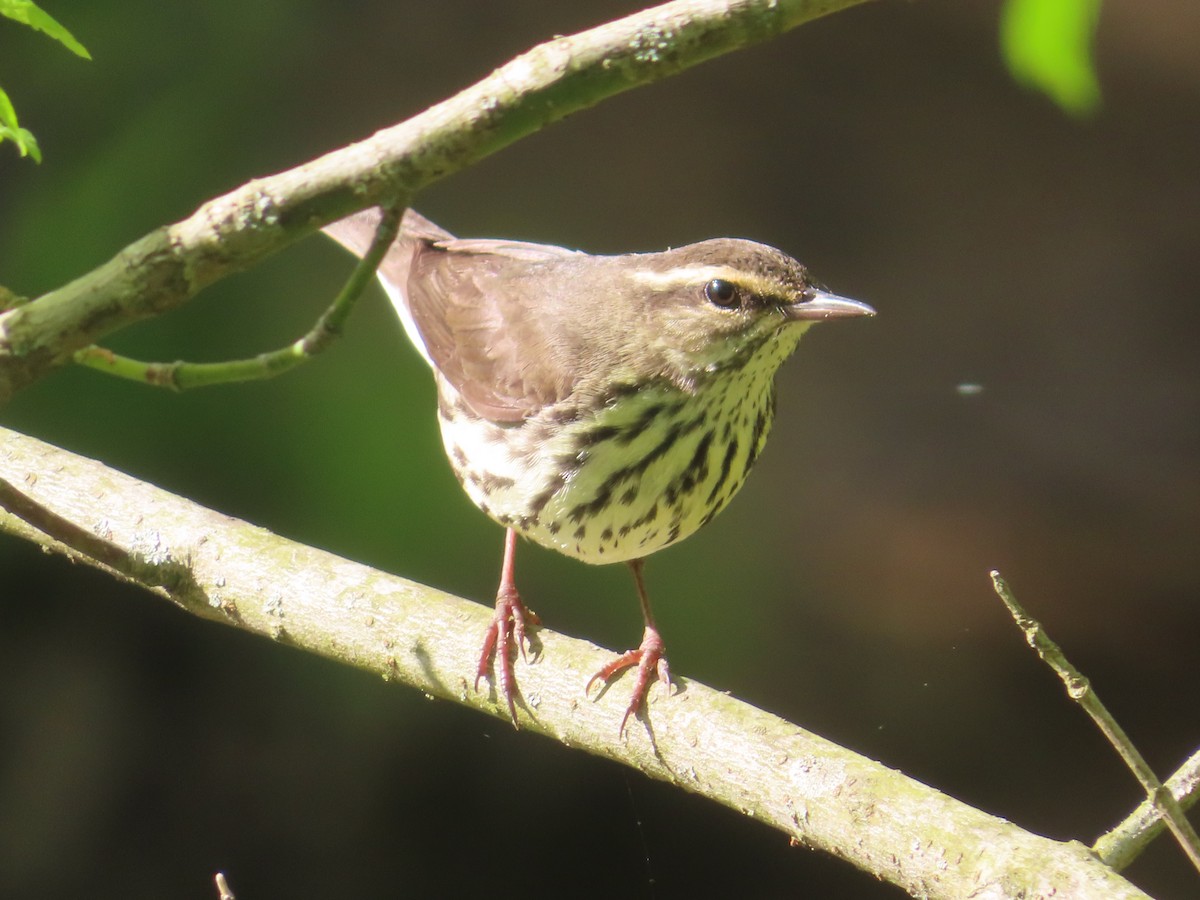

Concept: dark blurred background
[[2, 1, 1198, 897]]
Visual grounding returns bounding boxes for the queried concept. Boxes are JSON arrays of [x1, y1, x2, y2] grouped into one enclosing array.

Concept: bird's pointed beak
[[785, 289, 875, 321]]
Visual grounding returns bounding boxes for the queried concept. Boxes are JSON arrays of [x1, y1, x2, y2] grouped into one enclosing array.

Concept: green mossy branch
[[0, 0, 872, 405]]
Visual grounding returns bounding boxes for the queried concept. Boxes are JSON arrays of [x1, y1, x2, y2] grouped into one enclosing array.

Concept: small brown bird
[[324, 209, 873, 733]]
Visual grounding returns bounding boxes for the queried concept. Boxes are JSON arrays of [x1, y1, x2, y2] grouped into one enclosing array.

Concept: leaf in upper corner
[[1000, 0, 1102, 117], [0, 87, 42, 162], [0, 0, 92, 59]]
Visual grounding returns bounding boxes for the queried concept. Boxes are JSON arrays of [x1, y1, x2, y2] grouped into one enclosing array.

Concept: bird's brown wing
[[324, 208, 587, 423], [407, 235, 584, 423]]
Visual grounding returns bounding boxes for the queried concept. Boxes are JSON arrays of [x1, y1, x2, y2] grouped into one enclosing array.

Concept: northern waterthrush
[[324, 208, 873, 732]]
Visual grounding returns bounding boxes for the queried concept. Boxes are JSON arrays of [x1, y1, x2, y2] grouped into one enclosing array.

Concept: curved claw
[[587, 625, 671, 736], [475, 584, 540, 727]]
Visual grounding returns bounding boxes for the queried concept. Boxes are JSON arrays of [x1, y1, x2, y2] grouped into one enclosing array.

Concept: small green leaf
[[0, 123, 43, 162], [1, 284, 30, 310], [0, 0, 91, 59], [0, 86, 43, 162], [0, 85, 17, 126], [1000, 0, 1102, 116]]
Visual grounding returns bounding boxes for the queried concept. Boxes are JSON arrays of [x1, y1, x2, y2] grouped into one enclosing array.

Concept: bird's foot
[[586, 624, 672, 736], [475, 583, 540, 727]]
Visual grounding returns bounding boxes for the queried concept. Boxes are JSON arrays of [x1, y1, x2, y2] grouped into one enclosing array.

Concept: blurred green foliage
[[1001, 0, 1102, 115], [0, 87, 42, 162], [0, 0, 90, 161], [0, 0, 89, 56]]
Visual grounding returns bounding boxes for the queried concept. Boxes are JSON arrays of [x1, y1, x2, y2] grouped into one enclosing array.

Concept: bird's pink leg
[[476, 528, 540, 726], [586, 559, 672, 735]]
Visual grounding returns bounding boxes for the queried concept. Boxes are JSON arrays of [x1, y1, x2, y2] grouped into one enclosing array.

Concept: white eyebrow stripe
[[628, 267, 787, 303], [628, 265, 739, 288], [628, 266, 780, 297]]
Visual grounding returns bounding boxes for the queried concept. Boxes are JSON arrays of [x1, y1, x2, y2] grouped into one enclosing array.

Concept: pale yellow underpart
[[439, 327, 803, 565]]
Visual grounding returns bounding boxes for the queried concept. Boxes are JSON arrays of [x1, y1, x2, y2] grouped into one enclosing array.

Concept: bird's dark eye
[[705, 278, 739, 308]]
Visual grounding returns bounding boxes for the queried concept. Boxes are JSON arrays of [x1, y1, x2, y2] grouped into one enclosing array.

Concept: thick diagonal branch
[[0, 426, 1148, 899]]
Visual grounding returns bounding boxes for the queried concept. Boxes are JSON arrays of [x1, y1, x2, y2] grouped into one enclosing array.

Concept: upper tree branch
[[0, 0, 871, 405]]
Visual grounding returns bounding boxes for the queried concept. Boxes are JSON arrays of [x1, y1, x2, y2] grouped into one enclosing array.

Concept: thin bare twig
[[990, 570, 1200, 874], [72, 204, 404, 390], [1095, 747, 1200, 871]]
